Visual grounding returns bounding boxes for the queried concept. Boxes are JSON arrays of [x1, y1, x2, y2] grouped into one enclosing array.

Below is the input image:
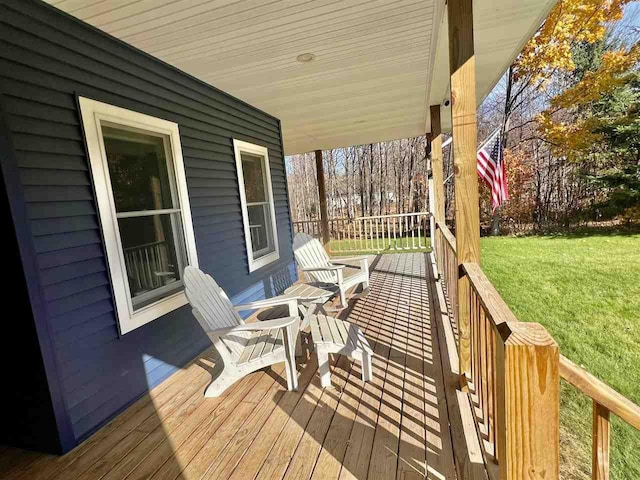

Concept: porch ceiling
[[45, 0, 555, 154]]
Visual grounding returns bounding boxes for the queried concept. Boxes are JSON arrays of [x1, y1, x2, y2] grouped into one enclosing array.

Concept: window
[[234, 140, 279, 271], [79, 98, 198, 334]]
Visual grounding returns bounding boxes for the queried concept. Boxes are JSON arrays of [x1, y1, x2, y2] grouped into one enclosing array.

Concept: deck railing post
[[495, 321, 560, 479], [448, 0, 481, 389], [314, 149, 331, 248]]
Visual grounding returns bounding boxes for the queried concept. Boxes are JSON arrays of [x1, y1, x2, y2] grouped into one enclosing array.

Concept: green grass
[[328, 235, 431, 256], [481, 233, 640, 479]]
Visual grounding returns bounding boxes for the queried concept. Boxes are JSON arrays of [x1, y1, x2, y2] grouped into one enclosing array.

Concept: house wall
[[0, 0, 296, 452]]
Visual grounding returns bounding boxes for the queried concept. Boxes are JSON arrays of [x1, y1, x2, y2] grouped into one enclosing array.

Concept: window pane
[[248, 204, 275, 258], [119, 213, 185, 309], [241, 153, 266, 203], [102, 126, 174, 212]]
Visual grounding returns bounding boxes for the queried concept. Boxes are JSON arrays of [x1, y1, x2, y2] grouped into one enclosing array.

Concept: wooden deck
[[1, 253, 471, 480]]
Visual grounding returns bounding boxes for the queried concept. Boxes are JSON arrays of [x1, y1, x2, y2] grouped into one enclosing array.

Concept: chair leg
[[204, 370, 238, 398], [339, 287, 347, 308], [317, 348, 332, 388], [295, 331, 303, 357], [283, 324, 298, 391]]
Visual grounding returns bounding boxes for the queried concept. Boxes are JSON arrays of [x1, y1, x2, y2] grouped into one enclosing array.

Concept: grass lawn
[[481, 233, 640, 479]]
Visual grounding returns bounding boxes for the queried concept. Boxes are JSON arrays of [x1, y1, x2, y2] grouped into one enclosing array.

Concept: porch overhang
[[45, 0, 555, 155]]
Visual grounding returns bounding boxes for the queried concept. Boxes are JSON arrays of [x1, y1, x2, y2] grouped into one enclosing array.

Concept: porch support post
[[429, 105, 445, 226], [314, 149, 330, 246], [448, 0, 481, 388], [429, 105, 445, 275]]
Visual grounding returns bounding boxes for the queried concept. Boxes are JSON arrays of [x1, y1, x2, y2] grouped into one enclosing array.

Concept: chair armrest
[[215, 316, 299, 336], [234, 295, 298, 312], [331, 256, 369, 264], [301, 265, 345, 272]]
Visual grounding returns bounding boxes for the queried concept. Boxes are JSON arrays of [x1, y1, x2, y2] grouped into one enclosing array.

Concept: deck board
[[1, 253, 473, 480]]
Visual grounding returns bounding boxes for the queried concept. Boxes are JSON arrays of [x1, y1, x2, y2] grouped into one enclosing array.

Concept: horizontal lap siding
[[0, 0, 295, 445]]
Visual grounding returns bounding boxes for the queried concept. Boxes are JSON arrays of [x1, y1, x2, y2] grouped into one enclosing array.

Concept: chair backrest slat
[[293, 233, 335, 283], [184, 266, 242, 332]]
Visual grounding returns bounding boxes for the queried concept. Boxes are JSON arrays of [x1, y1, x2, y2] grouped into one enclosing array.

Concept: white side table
[[308, 314, 373, 388]]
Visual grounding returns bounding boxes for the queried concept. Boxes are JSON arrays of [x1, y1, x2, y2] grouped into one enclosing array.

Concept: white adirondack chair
[[293, 232, 370, 308], [184, 266, 300, 397]]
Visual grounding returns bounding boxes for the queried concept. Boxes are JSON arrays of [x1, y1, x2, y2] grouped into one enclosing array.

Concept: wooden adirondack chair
[[293, 232, 370, 308], [184, 266, 300, 397]]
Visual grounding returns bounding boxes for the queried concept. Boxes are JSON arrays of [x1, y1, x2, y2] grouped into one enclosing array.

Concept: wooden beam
[[448, 0, 481, 388], [495, 321, 560, 479], [429, 105, 445, 226], [314, 149, 330, 246]]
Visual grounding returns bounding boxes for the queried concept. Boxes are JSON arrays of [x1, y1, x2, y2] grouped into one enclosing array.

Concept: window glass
[[102, 126, 174, 212], [119, 215, 184, 308], [241, 153, 266, 203], [248, 204, 272, 257]]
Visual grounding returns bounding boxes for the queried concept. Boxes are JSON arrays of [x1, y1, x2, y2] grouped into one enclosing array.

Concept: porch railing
[[292, 212, 431, 254], [435, 221, 457, 320], [124, 240, 174, 294], [435, 228, 640, 480]]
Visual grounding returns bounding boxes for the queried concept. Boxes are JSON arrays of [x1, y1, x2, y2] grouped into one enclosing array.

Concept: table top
[[285, 283, 336, 302]]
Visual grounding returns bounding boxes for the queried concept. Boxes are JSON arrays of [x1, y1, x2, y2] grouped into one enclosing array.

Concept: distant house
[[0, 0, 295, 454]]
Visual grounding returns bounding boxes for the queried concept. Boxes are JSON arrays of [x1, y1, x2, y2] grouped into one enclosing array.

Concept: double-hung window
[[234, 140, 279, 271], [79, 98, 198, 334]]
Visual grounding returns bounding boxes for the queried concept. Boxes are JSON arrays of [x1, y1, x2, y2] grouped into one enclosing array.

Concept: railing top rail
[[124, 240, 167, 251], [560, 355, 640, 430], [435, 220, 457, 252], [461, 262, 522, 336], [293, 212, 431, 223]]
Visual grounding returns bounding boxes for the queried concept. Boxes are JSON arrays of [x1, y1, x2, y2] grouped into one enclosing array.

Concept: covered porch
[[0, 252, 474, 480]]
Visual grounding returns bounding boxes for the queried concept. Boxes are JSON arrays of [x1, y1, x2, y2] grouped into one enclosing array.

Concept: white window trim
[[79, 97, 199, 335], [233, 139, 279, 272]]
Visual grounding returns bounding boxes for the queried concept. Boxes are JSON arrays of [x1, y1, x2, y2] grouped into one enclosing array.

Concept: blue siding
[[0, 0, 297, 451]]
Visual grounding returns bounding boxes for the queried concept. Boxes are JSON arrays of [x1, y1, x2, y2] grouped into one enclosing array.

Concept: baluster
[[404, 216, 409, 249], [472, 290, 479, 396], [480, 301, 489, 431], [411, 215, 416, 249], [488, 319, 496, 457], [375, 218, 380, 252], [393, 217, 398, 250], [386, 217, 391, 251], [592, 402, 611, 480]]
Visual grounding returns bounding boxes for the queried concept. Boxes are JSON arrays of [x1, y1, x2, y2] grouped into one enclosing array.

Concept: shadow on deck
[[0, 253, 485, 480]]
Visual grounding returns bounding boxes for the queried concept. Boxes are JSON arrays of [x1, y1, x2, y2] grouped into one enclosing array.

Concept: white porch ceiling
[[46, 0, 556, 154]]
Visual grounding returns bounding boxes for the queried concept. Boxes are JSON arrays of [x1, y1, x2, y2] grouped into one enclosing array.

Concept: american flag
[[477, 128, 508, 211]]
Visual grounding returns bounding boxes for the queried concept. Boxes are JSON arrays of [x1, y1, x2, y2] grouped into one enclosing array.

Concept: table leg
[[362, 352, 373, 382], [317, 348, 331, 388]]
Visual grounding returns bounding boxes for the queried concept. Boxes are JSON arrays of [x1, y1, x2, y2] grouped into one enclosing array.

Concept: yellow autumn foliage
[[551, 44, 640, 109], [537, 41, 639, 159], [514, 0, 633, 84]]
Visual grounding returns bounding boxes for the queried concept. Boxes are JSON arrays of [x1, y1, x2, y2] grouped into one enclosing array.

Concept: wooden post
[[592, 402, 611, 480], [430, 105, 445, 277], [495, 321, 559, 479], [429, 105, 445, 227], [315, 149, 330, 246], [448, 0, 481, 388]]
